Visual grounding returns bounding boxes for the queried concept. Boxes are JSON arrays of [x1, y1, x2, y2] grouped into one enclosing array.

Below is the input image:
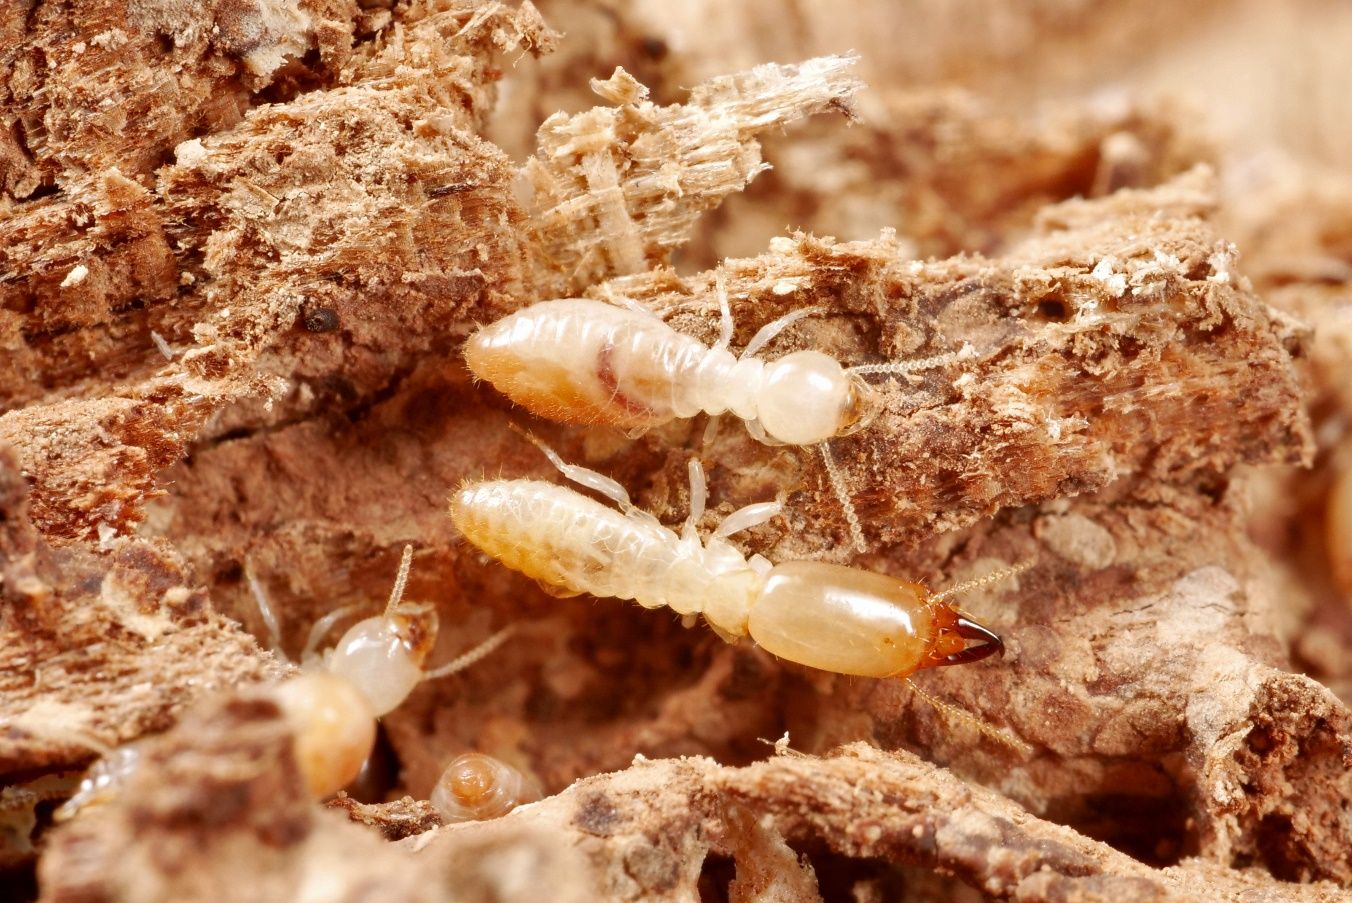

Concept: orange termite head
[[920, 605, 1004, 669], [747, 561, 1007, 679]]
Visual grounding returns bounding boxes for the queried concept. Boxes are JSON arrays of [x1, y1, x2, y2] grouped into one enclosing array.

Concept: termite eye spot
[[640, 36, 669, 59], [302, 306, 341, 333]]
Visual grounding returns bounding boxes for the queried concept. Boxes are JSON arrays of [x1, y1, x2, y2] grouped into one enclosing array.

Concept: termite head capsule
[[922, 607, 1004, 667], [327, 603, 438, 716], [757, 351, 881, 445], [747, 561, 1004, 679]]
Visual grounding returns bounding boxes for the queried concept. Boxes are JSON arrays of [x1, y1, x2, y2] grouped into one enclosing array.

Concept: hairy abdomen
[[463, 300, 706, 428], [451, 480, 728, 614]]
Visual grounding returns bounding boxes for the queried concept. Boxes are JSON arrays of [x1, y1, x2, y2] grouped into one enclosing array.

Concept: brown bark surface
[[3, 1, 1351, 901]]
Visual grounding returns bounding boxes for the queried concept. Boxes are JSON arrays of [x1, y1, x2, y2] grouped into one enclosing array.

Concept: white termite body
[[464, 291, 971, 551], [249, 547, 513, 798], [450, 441, 1006, 679], [54, 551, 515, 819], [465, 296, 878, 446]]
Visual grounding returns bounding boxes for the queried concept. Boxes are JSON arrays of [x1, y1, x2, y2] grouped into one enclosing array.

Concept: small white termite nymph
[[449, 437, 1013, 680], [247, 546, 515, 798], [462, 285, 973, 552], [431, 752, 541, 823], [52, 551, 513, 820]]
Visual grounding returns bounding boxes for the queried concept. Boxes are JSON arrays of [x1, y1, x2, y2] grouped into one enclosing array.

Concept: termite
[[462, 284, 973, 553], [431, 752, 540, 823], [246, 545, 514, 798], [449, 435, 1013, 680], [54, 550, 512, 819]]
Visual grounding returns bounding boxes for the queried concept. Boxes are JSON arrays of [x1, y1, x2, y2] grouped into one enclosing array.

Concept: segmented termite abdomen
[[273, 672, 377, 799], [464, 299, 703, 429], [451, 480, 643, 599]]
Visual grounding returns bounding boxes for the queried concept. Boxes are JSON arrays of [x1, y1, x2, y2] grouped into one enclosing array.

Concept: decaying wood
[[32, 692, 1351, 901], [523, 55, 863, 296], [1, 1, 1350, 901], [0, 445, 285, 775]]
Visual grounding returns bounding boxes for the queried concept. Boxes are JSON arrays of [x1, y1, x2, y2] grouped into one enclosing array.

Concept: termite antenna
[[929, 560, 1033, 606], [819, 442, 867, 554], [244, 555, 285, 656], [904, 678, 1033, 756], [422, 626, 516, 681], [846, 342, 975, 378], [383, 545, 415, 617]]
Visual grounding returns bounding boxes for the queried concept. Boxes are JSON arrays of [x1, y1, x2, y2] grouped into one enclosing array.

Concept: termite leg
[[741, 305, 826, 358], [711, 500, 783, 539], [610, 294, 665, 321], [713, 276, 734, 352], [244, 555, 285, 657], [747, 553, 774, 577], [513, 427, 639, 514], [300, 603, 365, 664], [683, 458, 708, 539], [700, 413, 723, 449], [685, 457, 782, 540], [744, 418, 780, 446]]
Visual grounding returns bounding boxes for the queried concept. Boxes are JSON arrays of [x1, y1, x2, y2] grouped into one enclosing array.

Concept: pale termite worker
[[247, 545, 515, 798], [449, 436, 1013, 680], [55, 549, 512, 818], [431, 752, 541, 823], [462, 284, 974, 553]]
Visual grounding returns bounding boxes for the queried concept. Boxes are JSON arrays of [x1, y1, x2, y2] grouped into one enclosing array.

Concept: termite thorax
[[678, 348, 764, 420]]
